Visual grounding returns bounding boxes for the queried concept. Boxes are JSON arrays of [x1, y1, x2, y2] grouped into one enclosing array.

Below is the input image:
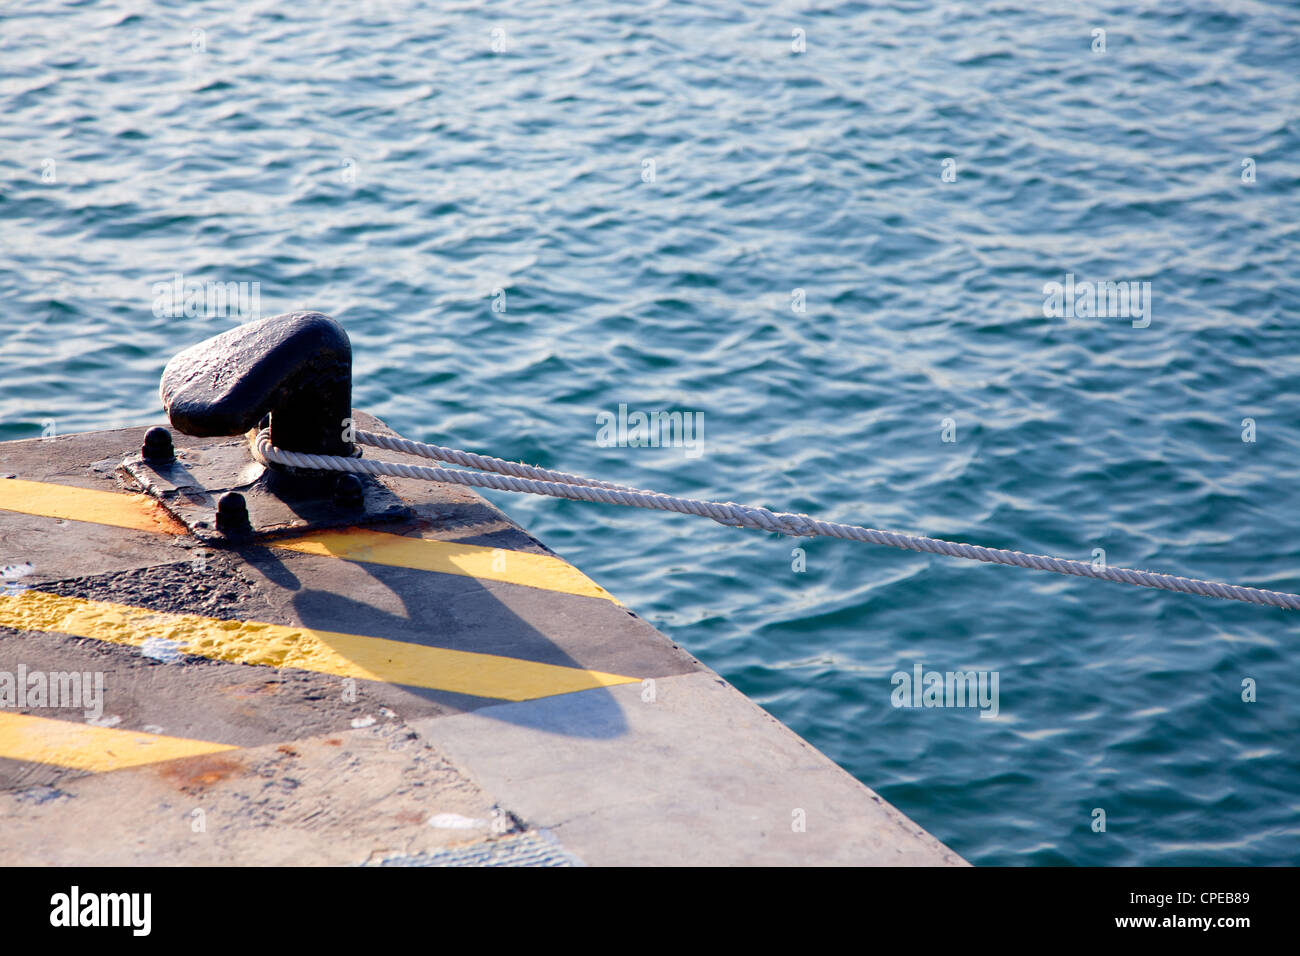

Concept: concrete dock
[[0, 413, 963, 865]]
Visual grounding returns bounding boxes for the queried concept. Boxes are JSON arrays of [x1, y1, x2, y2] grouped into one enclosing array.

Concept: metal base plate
[[119, 437, 410, 544]]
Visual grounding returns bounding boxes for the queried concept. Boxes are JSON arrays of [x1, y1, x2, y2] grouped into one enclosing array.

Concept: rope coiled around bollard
[[250, 428, 1300, 612]]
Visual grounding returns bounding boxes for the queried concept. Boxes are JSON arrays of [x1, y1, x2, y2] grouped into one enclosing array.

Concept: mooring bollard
[[159, 310, 355, 457], [119, 312, 408, 543]]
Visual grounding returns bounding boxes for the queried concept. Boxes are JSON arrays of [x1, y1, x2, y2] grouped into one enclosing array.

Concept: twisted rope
[[250, 429, 1300, 611]]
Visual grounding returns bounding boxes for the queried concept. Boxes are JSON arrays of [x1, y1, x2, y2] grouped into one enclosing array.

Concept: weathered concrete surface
[[415, 672, 964, 866], [0, 417, 964, 865], [0, 722, 508, 866]]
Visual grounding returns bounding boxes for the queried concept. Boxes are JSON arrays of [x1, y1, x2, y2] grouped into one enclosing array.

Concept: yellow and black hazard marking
[[275, 527, 620, 603], [0, 589, 638, 702], [0, 580, 641, 785], [0, 477, 616, 602], [0, 424, 698, 792]]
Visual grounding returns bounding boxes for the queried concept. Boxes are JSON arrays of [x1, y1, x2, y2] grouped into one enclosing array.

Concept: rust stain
[[222, 680, 282, 699], [158, 753, 243, 792], [135, 495, 188, 535]]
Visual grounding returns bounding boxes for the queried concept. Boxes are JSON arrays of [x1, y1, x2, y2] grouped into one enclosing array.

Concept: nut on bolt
[[141, 426, 175, 463], [215, 491, 252, 537]]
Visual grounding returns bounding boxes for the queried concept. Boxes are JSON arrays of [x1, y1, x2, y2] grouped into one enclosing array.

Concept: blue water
[[3, 0, 1299, 865]]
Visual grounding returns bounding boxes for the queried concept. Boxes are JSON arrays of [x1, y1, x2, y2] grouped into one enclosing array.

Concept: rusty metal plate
[[118, 437, 410, 545]]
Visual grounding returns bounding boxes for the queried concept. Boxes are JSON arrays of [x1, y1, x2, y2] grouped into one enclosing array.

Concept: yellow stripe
[[0, 710, 234, 772], [0, 478, 184, 535], [275, 528, 619, 603], [0, 479, 617, 603], [0, 591, 636, 702]]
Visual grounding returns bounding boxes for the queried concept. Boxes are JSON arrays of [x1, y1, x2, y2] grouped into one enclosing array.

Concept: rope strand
[[250, 429, 1300, 611]]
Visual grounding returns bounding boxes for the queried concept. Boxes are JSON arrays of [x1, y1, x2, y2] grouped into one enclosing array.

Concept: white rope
[[251, 429, 1300, 611]]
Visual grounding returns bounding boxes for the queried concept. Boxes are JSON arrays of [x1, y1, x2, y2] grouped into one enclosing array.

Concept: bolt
[[215, 492, 251, 537], [334, 473, 364, 509], [141, 426, 175, 463]]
